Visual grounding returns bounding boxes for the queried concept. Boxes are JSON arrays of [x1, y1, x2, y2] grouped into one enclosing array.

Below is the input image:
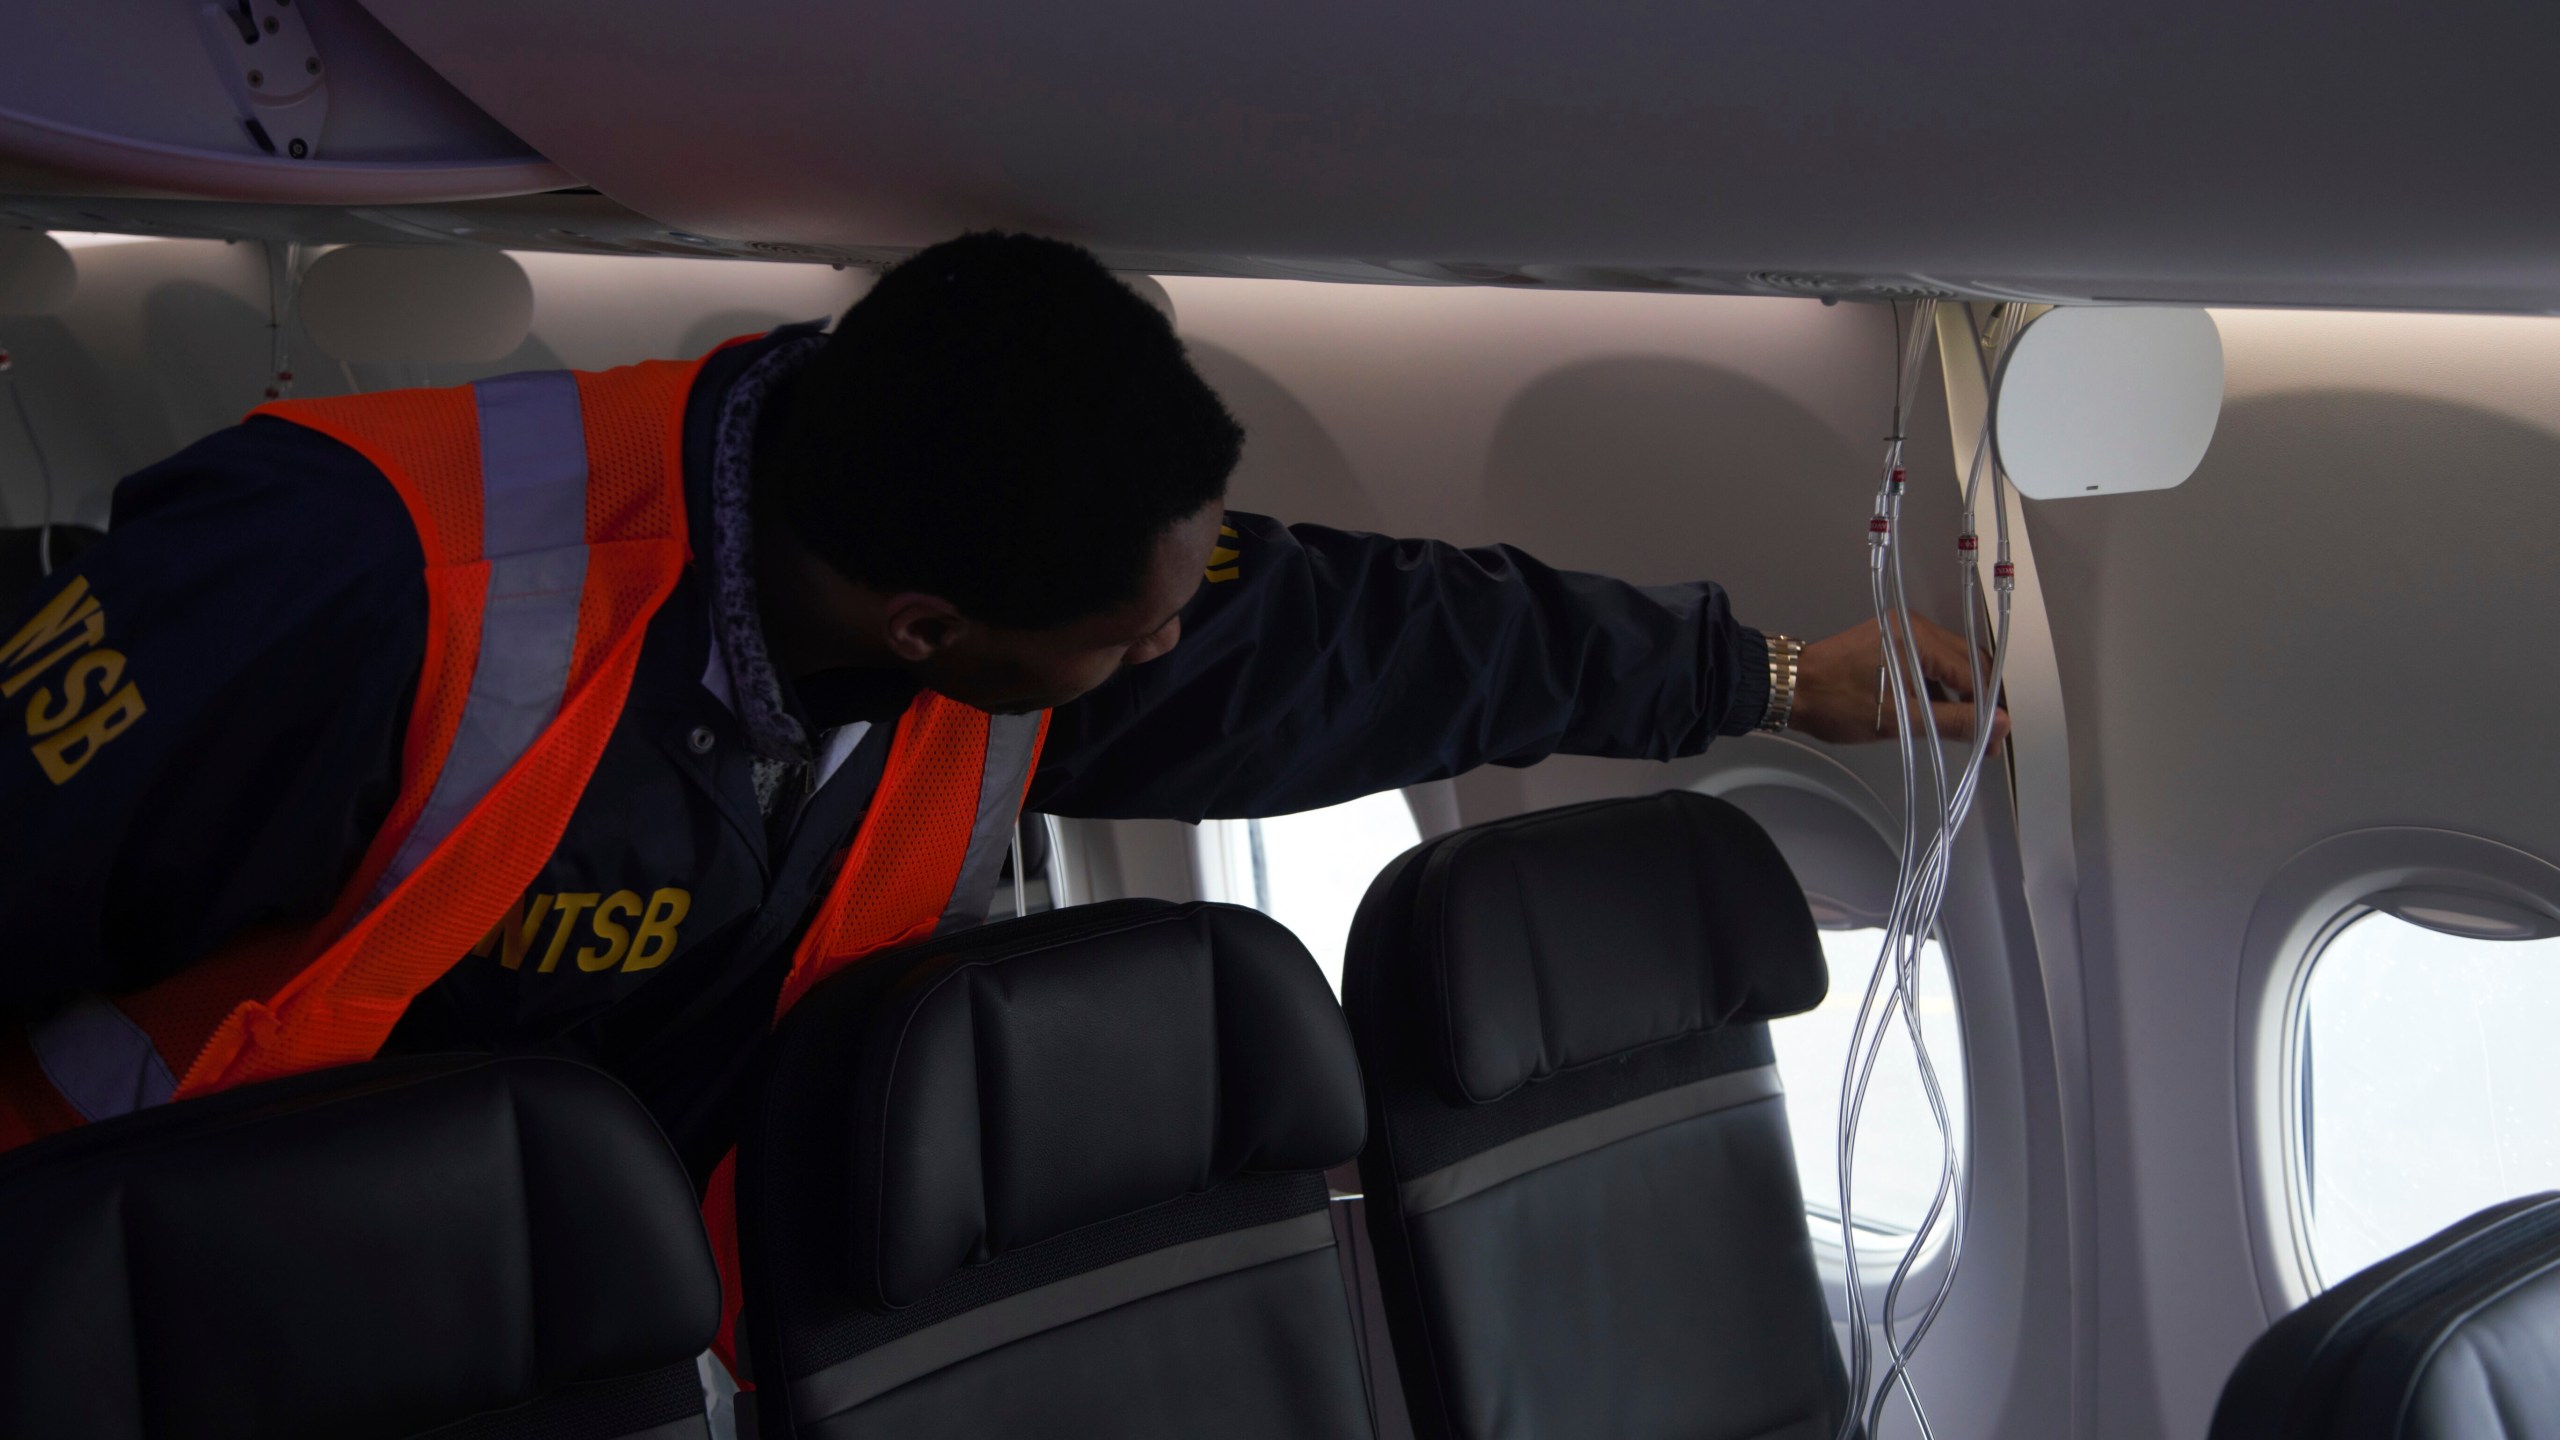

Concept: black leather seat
[[2211, 1191, 2560, 1440], [1343, 791, 1852, 1440], [734, 898, 1378, 1440], [0, 1053, 720, 1440]]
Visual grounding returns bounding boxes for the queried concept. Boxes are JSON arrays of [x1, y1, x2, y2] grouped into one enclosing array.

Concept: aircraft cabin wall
[[1061, 284, 2560, 1440], [0, 238, 865, 531], [1119, 277, 2073, 1440], [8, 240, 2560, 1440], [2028, 310, 2560, 1440]]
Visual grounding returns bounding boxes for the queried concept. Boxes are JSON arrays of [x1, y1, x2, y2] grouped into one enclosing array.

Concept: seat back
[[0, 1053, 720, 1440], [2212, 1191, 2560, 1440], [1344, 790, 1849, 1440], [737, 898, 1378, 1440]]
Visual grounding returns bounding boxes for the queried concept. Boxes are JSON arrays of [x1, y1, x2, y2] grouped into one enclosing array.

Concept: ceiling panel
[[0, 0, 564, 203], [350, 0, 2560, 311]]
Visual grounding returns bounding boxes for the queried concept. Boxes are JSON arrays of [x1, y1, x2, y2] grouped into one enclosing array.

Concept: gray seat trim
[[789, 1209, 1337, 1423], [1398, 1064, 1785, 1216]]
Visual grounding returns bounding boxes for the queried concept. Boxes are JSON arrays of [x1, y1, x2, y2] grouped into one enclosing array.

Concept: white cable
[[1838, 298, 1938, 1437], [2, 359, 60, 577], [1863, 309, 2019, 1437], [1865, 305, 2023, 1434], [1869, 307, 2026, 1417], [1835, 300, 2026, 1440], [264, 240, 300, 402]]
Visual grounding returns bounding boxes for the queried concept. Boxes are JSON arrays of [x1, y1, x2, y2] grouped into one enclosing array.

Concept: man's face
[[909, 503, 1225, 714]]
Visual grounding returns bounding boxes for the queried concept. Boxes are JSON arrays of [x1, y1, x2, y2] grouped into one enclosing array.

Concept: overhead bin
[[0, 0, 568, 204], [348, 0, 2560, 311]]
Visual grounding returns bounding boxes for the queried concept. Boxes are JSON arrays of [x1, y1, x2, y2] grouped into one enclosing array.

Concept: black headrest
[[837, 900, 1365, 1306], [0, 1055, 718, 1440], [2211, 1191, 2560, 1440], [1394, 791, 1825, 1104]]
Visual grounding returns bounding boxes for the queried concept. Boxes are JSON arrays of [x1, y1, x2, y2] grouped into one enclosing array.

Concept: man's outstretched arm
[[1032, 512, 2001, 822], [1032, 512, 1769, 821]]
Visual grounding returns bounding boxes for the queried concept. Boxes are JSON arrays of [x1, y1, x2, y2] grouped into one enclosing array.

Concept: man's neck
[[752, 522, 904, 683]]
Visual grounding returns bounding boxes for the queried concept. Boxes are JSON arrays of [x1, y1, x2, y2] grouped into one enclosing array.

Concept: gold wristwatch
[[1757, 634, 1803, 733]]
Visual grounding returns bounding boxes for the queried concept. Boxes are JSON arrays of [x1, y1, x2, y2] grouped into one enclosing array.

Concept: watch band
[[1758, 634, 1804, 733]]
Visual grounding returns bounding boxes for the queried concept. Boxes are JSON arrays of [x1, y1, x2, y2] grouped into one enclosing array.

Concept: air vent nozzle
[[1749, 271, 1957, 301]]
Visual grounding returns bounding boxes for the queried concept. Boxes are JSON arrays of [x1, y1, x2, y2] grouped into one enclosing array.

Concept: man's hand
[[1788, 617, 2010, 746]]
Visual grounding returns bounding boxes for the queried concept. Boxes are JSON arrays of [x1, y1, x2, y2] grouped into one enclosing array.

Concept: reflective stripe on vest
[[703, 699, 1052, 1374], [368, 371, 591, 904], [3, 358, 697, 1146], [2, 346, 1052, 1181], [28, 995, 174, 1123]]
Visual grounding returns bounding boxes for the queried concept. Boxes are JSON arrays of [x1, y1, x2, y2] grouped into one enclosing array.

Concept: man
[[0, 232, 1992, 1176]]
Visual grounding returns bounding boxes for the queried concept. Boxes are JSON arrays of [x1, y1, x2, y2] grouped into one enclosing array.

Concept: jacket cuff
[[1721, 627, 1772, 736]]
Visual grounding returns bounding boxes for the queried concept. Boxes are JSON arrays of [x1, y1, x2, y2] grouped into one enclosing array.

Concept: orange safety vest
[[0, 355, 1048, 1353]]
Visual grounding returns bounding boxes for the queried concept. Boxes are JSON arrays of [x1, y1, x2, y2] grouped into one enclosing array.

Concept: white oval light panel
[[1994, 305, 2224, 500], [301, 245, 534, 364]]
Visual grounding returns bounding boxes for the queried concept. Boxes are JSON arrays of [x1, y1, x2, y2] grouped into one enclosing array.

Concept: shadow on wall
[[1482, 354, 1901, 636], [0, 314, 150, 531], [1460, 349, 1973, 823], [138, 281, 271, 440], [331, 309, 809, 400], [2035, 387, 2560, 835], [679, 310, 816, 360], [341, 335, 572, 397], [1182, 339, 1380, 532], [143, 275, 583, 416], [2025, 391, 2560, 1440]]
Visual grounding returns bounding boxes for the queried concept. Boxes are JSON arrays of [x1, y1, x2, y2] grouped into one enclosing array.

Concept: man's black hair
[[763, 232, 1243, 629]]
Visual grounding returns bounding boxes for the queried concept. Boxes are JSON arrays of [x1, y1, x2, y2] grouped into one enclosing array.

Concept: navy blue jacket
[[0, 334, 1767, 1174]]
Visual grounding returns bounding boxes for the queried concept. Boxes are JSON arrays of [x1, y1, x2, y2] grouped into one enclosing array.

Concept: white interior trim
[[1936, 301, 2096, 1440]]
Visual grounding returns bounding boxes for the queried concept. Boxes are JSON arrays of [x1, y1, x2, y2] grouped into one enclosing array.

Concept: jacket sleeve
[[0, 418, 427, 1004], [1028, 511, 1770, 822]]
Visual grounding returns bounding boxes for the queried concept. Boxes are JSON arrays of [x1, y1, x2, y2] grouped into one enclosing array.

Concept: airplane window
[[1770, 927, 1969, 1244], [2293, 910, 2560, 1285], [1193, 791, 1423, 995]]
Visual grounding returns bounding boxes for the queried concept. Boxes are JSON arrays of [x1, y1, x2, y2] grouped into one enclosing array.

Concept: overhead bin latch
[[194, 0, 330, 160]]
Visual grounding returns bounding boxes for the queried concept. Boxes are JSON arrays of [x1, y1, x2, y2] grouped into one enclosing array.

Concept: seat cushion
[[2213, 1191, 2560, 1440], [0, 1054, 719, 1440], [802, 1244, 1370, 1440], [1345, 791, 1846, 1440], [739, 899, 1375, 1440], [850, 900, 1366, 1304]]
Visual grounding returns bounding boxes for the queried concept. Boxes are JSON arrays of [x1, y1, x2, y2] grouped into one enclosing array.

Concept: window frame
[[1689, 754, 1977, 1294], [1187, 791, 1428, 993], [1788, 922, 1970, 1262], [2236, 827, 2560, 1311], [2269, 900, 2371, 1298]]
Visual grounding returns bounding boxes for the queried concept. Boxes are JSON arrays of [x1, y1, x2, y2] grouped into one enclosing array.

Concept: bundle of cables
[[1834, 299, 2026, 1440]]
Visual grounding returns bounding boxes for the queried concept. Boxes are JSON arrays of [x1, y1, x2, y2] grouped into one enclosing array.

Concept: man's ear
[[880, 593, 971, 663]]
